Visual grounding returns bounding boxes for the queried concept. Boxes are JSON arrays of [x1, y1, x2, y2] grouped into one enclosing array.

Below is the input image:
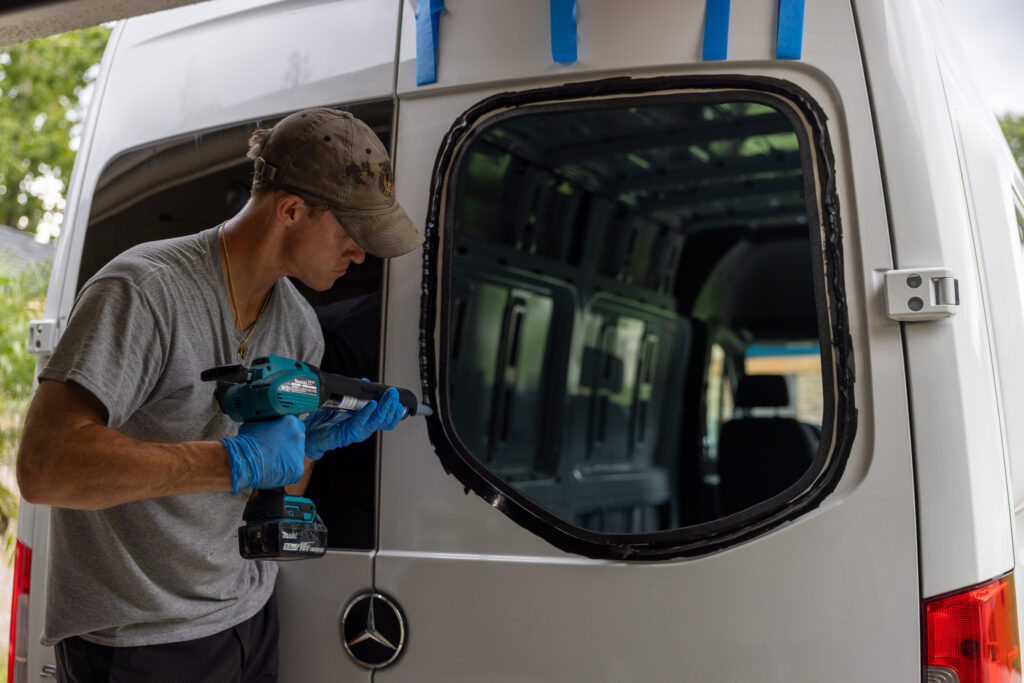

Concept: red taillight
[[8, 540, 31, 683], [925, 573, 1023, 682]]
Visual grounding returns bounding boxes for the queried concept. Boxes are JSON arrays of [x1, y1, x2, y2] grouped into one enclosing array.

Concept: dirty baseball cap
[[251, 108, 424, 258]]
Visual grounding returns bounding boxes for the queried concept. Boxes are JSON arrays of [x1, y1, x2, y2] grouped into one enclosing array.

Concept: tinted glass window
[[443, 95, 828, 534], [80, 101, 392, 550]]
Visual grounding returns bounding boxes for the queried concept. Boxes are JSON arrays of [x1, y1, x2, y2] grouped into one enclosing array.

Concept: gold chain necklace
[[219, 223, 271, 360]]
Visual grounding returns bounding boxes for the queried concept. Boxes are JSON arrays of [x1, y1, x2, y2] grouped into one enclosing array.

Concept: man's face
[[287, 204, 367, 291]]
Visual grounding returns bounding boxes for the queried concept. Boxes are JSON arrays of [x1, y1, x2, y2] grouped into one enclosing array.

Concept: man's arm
[[17, 379, 233, 510]]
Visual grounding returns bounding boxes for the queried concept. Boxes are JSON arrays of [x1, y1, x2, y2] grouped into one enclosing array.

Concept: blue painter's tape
[[776, 0, 805, 60], [550, 0, 577, 63], [702, 0, 730, 61], [416, 0, 445, 86]]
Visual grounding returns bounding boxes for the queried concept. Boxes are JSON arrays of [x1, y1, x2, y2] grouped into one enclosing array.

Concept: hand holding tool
[[302, 388, 405, 459], [222, 416, 307, 493], [202, 355, 430, 561]]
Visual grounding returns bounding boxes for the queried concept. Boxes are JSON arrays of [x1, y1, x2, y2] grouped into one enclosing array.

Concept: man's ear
[[275, 192, 305, 226]]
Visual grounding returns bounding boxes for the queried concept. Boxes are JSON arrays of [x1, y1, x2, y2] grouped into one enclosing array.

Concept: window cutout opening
[[444, 94, 829, 535]]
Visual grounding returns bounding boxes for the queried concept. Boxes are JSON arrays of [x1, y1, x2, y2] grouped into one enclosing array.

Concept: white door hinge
[[884, 268, 959, 321], [27, 318, 58, 356]]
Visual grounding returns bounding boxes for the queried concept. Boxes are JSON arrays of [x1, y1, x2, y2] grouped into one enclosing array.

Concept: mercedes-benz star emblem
[[341, 591, 406, 669]]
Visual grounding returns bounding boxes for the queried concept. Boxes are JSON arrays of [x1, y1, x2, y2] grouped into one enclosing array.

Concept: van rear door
[[21, 2, 404, 681], [372, 0, 920, 679]]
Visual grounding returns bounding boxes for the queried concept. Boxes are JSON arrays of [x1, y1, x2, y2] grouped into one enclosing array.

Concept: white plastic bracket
[[884, 268, 959, 322], [27, 318, 59, 356]]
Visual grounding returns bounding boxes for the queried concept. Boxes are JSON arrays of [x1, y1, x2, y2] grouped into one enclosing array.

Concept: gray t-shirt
[[38, 226, 324, 647]]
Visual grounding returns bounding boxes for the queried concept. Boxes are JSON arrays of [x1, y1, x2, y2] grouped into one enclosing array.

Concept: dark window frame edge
[[417, 75, 857, 561]]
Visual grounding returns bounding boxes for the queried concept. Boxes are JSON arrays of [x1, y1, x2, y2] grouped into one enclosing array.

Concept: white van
[[10, 0, 1024, 680]]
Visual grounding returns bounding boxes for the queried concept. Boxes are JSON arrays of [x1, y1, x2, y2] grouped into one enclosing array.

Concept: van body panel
[[397, 0, 710, 95], [935, 13, 1024, 633], [274, 553, 373, 681], [954, 115, 1024, 636], [101, 0, 397, 139], [375, 1, 922, 679], [853, 0, 1015, 598], [396, 0, 853, 94], [373, 495, 920, 681]]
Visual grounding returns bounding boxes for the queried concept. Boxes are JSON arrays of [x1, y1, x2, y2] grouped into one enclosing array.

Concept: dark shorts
[[54, 594, 279, 683]]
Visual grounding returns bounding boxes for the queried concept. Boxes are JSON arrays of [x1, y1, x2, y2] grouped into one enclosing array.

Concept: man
[[16, 108, 424, 682]]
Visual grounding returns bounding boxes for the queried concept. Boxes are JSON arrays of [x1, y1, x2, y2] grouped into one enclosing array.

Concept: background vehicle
[[11, 0, 1024, 681]]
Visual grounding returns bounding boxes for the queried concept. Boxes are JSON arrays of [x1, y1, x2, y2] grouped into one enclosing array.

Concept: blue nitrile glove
[[302, 387, 406, 459], [222, 415, 307, 494]]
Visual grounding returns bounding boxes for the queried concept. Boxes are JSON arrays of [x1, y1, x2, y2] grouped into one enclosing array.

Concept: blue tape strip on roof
[[550, 0, 578, 63], [702, 0, 730, 61], [776, 0, 805, 59], [416, 0, 445, 86]]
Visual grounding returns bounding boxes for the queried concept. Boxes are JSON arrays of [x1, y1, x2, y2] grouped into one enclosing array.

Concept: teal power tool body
[[202, 354, 429, 561]]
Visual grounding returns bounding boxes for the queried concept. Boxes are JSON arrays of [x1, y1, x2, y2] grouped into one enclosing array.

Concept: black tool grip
[[200, 364, 247, 384], [313, 370, 420, 417]]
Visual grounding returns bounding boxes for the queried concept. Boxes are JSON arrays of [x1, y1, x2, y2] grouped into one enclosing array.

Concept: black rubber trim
[[417, 75, 857, 561]]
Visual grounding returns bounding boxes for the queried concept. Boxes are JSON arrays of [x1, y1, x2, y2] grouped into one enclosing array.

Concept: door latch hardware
[[27, 318, 58, 356], [884, 268, 959, 321]]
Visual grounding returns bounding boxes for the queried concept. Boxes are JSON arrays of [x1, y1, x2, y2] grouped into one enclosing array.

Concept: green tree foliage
[[0, 26, 110, 234], [1000, 114, 1024, 174], [0, 257, 50, 559]]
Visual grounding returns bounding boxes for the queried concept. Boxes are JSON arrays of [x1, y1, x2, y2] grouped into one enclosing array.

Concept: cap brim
[[332, 202, 424, 259]]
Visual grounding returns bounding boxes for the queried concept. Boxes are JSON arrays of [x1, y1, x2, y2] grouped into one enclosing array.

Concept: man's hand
[[302, 387, 405, 459], [223, 416, 307, 494]]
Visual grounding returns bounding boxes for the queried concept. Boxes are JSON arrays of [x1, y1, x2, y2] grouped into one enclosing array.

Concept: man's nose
[[348, 244, 366, 264]]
